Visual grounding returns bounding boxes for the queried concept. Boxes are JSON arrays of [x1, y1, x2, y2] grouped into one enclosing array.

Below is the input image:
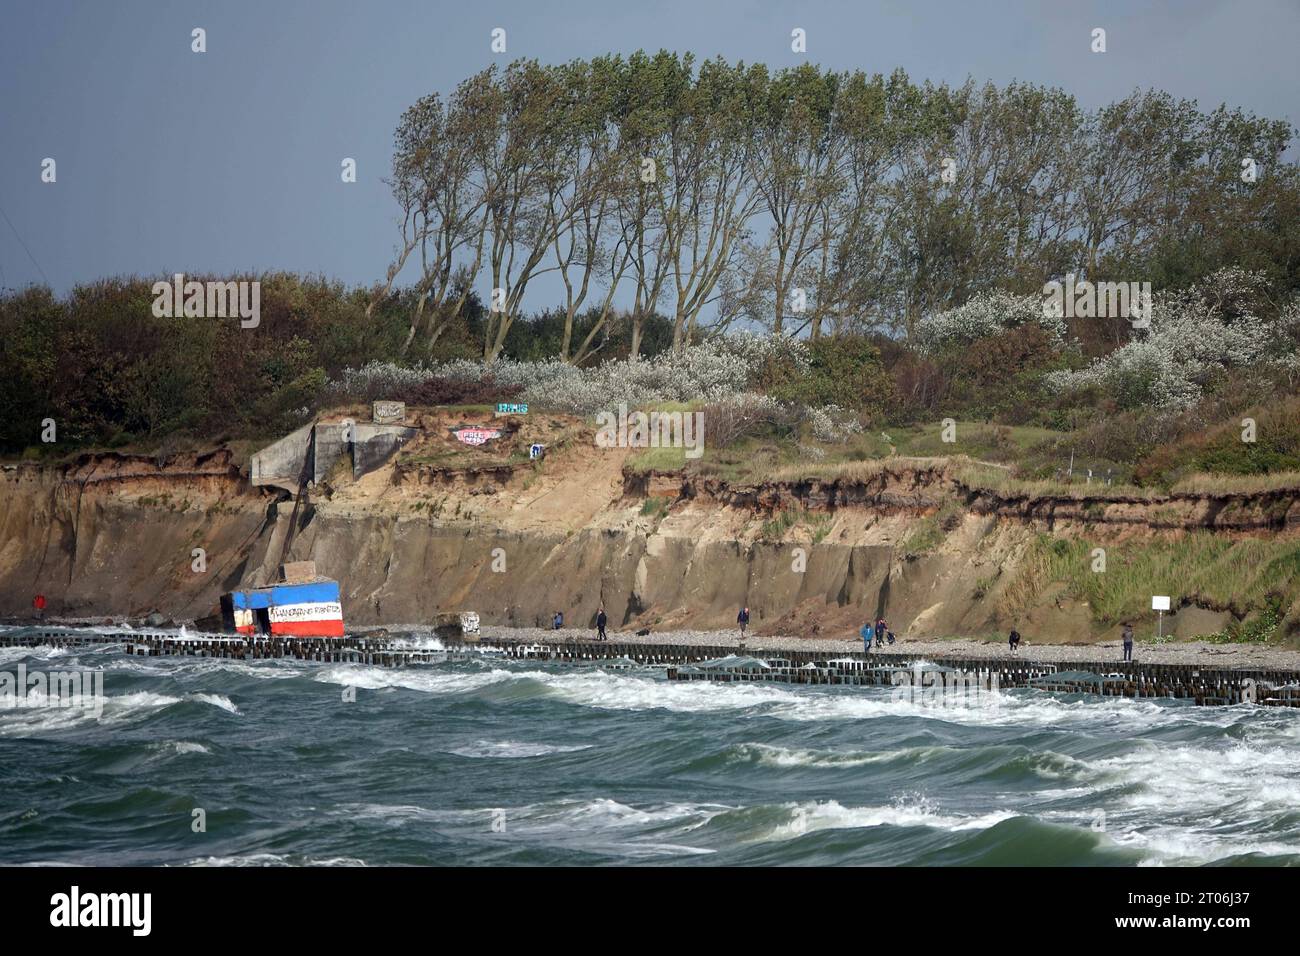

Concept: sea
[[3, 630, 1299, 866]]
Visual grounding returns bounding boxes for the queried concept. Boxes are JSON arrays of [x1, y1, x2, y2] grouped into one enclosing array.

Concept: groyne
[[3, 627, 1297, 707]]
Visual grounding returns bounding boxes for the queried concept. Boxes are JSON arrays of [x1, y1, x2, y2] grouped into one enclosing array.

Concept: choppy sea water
[[3, 634, 1300, 866]]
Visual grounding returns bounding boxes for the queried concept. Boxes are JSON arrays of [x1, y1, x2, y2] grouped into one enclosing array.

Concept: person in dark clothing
[[596, 607, 608, 641], [875, 617, 888, 648], [1121, 622, 1134, 662], [737, 606, 750, 641], [553, 611, 564, 630], [1009, 628, 1021, 653]]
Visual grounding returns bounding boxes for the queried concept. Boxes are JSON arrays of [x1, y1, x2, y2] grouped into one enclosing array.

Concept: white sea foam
[[109, 658, 304, 681], [312, 664, 518, 695], [1035, 735, 1300, 864], [343, 793, 1010, 852], [151, 740, 212, 756], [0, 687, 240, 736], [341, 798, 723, 857], [759, 796, 1016, 842], [447, 740, 592, 759], [347, 797, 722, 829], [539, 670, 802, 713], [729, 742, 897, 769], [182, 854, 367, 867], [285, 660, 1270, 738], [494, 667, 1196, 733], [189, 693, 241, 715], [0, 689, 169, 735]]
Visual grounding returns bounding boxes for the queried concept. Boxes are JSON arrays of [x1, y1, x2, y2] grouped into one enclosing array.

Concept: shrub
[[700, 393, 797, 448], [1134, 395, 1300, 484], [405, 375, 523, 406], [761, 335, 890, 416], [330, 334, 809, 418], [323, 360, 437, 402], [888, 351, 949, 421], [805, 404, 864, 443], [917, 289, 1067, 354], [1045, 268, 1299, 411], [945, 325, 1067, 423]]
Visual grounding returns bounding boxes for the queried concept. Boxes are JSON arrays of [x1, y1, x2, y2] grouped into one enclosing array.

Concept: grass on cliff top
[[1003, 532, 1300, 638], [1168, 470, 1300, 495], [625, 421, 1124, 489], [626, 418, 1300, 498]]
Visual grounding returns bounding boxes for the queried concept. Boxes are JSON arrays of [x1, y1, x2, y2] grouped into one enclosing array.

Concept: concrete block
[[353, 425, 418, 478], [251, 422, 315, 490]]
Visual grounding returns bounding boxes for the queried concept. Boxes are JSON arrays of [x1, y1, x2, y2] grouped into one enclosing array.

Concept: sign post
[[1152, 595, 1170, 640]]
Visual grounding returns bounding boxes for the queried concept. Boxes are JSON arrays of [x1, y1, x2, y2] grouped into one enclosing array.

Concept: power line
[[0, 195, 51, 286]]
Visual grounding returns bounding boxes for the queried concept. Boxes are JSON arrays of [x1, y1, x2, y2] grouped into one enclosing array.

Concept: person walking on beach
[[1121, 622, 1134, 662], [553, 610, 564, 630], [596, 607, 608, 642], [737, 606, 750, 642], [875, 617, 888, 648], [1008, 627, 1021, 654], [861, 621, 874, 655], [33, 593, 46, 622]]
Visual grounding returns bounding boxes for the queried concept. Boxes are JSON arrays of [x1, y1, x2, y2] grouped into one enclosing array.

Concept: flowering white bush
[[699, 391, 794, 447], [796, 443, 827, 461], [805, 404, 864, 443], [1045, 269, 1299, 410], [326, 334, 812, 416], [917, 289, 1067, 353], [324, 360, 437, 401]]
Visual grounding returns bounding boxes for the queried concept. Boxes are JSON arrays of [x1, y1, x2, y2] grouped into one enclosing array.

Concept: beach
[[483, 626, 1300, 671]]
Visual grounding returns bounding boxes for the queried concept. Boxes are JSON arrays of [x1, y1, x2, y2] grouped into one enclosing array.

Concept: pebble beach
[[482, 625, 1300, 671]]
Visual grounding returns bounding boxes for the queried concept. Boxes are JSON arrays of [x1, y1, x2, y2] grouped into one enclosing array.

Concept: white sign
[[452, 426, 501, 446], [269, 602, 343, 622], [1152, 595, 1170, 611]]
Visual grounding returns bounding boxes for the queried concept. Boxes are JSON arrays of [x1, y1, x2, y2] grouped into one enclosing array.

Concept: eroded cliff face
[[0, 451, 266, 620], [1, 433, 1292, 641], [628, 466, 1300, 533]]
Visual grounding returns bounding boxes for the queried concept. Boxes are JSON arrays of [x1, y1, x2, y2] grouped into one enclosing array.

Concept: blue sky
[[1, 0, 1296, 295]]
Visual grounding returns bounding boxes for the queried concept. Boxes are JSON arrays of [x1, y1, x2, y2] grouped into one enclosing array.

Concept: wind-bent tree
[[375, 53, 1300, 361], [372, 72, 492, 356], [750, 63, 843, 335], [649, 55, 764, 353], [550, 57, 629, 363], [478, 61, 575, 363]]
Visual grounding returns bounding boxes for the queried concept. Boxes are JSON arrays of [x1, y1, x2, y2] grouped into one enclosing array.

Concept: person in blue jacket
[[861, 621, 874, 654]]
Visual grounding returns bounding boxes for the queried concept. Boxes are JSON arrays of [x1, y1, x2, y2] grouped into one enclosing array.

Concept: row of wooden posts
[[2, 628, 1297, 707]]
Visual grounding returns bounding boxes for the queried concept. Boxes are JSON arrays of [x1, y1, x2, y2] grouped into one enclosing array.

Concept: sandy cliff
[[2, 411, 1295, 642]]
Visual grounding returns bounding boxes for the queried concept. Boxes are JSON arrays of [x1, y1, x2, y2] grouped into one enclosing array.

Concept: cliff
[[2, 411, 1296, 643]]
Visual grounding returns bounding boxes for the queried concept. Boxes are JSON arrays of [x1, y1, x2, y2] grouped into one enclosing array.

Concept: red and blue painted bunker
[[220, 579, 345, 638]]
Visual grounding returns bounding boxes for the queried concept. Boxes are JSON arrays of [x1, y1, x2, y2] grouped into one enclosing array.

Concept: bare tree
[[372, 74, 492, 357]]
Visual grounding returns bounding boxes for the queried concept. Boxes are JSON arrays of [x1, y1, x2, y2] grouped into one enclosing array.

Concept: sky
[[0, 0, 1297, 296]]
